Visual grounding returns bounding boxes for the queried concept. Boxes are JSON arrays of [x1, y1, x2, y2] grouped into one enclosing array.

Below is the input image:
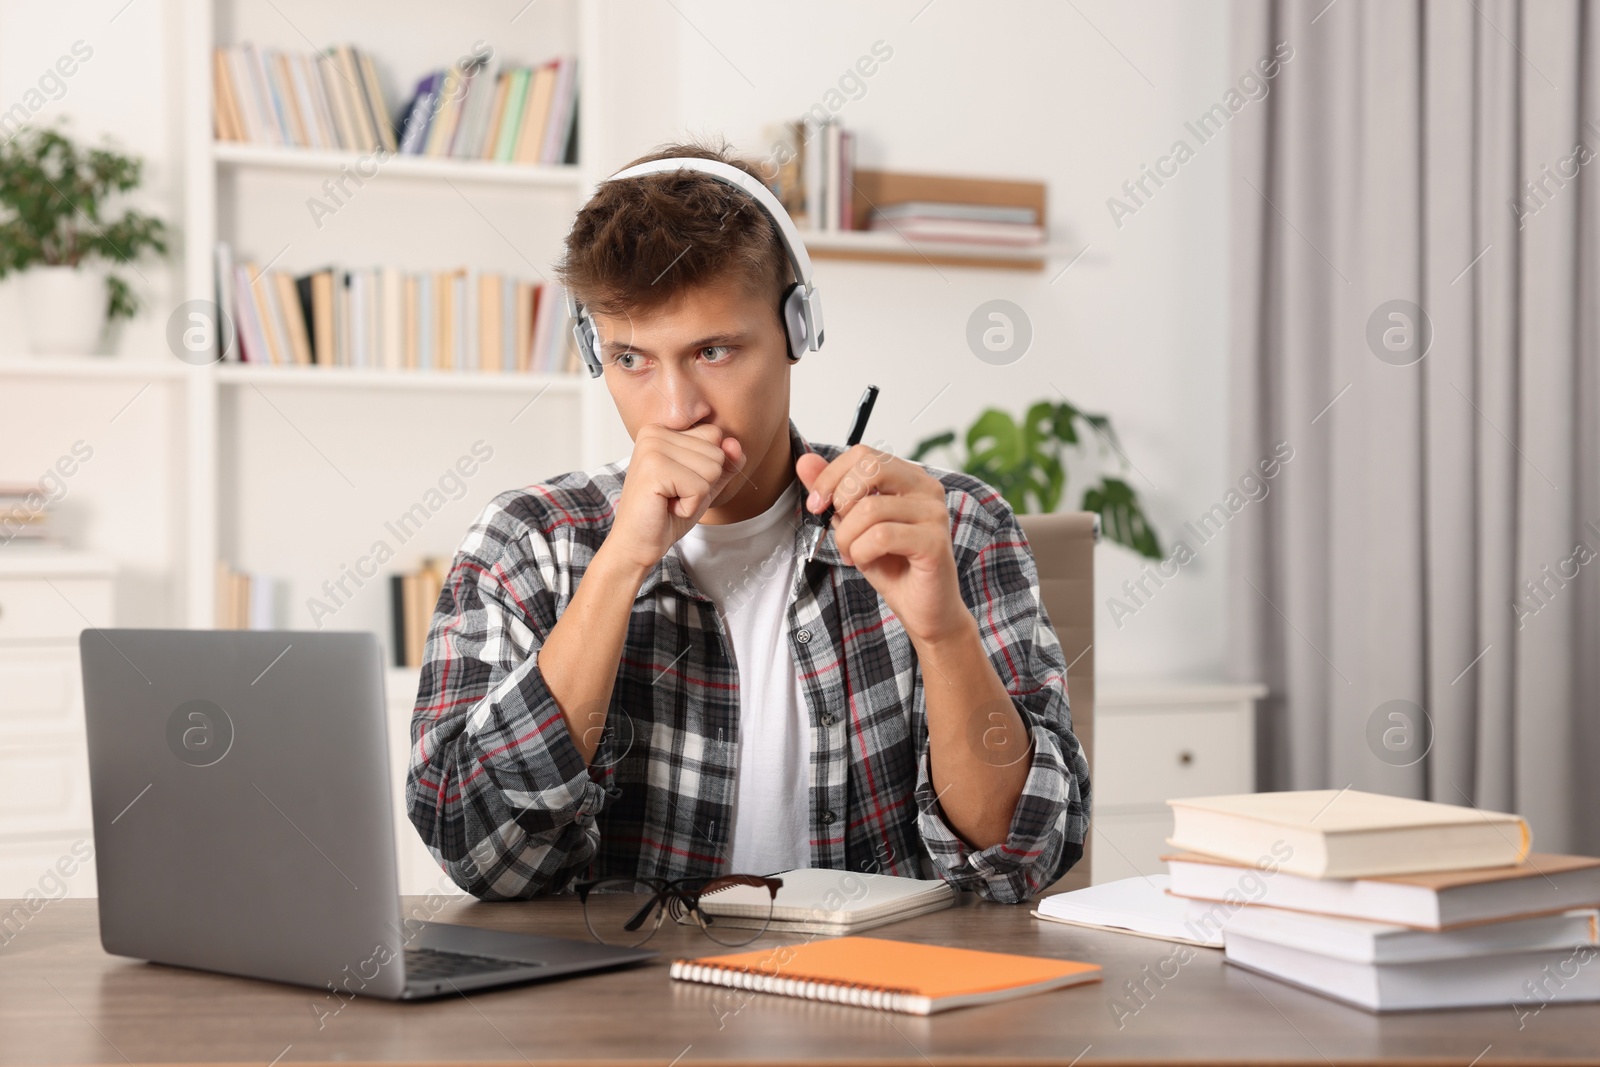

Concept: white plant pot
[[19, 265, 107, 355]]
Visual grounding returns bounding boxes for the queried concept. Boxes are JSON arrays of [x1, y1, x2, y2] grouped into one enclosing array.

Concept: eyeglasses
[[573, 874, 784, 947]]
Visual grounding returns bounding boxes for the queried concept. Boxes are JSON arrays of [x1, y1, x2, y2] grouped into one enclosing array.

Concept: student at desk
[[405, 143, 1090, 905]]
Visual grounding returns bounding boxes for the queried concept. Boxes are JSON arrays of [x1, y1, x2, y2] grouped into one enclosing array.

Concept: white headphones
[[564, 157, 825, 378]]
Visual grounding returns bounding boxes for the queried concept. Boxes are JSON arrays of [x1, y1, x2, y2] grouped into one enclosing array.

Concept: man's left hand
[[795, 445, 974, 649]]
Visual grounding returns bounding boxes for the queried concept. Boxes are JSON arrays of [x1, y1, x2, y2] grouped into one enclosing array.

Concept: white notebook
[[1032, 875, 1222, 948], [698, 868, 956, 935]]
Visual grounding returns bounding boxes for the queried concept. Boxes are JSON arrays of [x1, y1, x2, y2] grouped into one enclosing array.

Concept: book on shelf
[[866, 215, 1045, 245], [391, 558, 445, 668], [759, 118, 1045, 248], [0, 484, 61, 546], [1151, 789, 1600, 1013], [216, 243, 579, 374], [396, 54, 577, 164], [214, 43, 579, 166], [670, 936, 1100, 1015], [214, 561, 277, 630]]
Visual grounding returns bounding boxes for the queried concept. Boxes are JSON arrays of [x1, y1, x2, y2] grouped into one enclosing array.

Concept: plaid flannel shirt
[[406, 419, 1090, 904]]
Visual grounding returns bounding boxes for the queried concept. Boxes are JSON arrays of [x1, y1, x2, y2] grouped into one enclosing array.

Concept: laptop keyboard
[[404, 947, 541, 981]]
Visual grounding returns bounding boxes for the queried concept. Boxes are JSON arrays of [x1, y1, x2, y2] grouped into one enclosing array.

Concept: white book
[[348, 271, 366, 368], [364, 269, 381, 371], [224, 48, 266, 144], [540, 58, 578, 164], [873, 201, 1040, 226], [248, 573, 274, 630], [802, 116, 824, 231], [380, 267, 403, 371], [244, 44, 288, 145], [1225, 934, 1600, 1013], [1167, 851, 1600, 929], [1033, 875, 1221, 947], [697, 868, 956, 936], [290, 54, 336, 150], [451, 62, 495, 159], [1200, 903, 1597, 964], [334, 271, 351, 367]]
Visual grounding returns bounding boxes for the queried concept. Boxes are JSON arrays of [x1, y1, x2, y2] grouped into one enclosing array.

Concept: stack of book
[[762, 117, 855, 232], [0, 484, 57, 546], [866, 201, 1043, 247], [211, 44, 578, 166], [215, 244, 577, 374], [397, 56, 578, 164], [215, 561, 277, 630], [1165, 790, 1600, 1012], [213, 43, 396, 152], [390, 558, 446, 667]]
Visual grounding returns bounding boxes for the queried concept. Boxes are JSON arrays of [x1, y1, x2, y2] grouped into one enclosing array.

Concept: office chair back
[[1016, 510, 1097, 894]]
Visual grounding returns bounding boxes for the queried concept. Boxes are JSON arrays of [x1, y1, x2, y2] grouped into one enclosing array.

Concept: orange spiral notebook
[[669, 935, 1101, 1015]]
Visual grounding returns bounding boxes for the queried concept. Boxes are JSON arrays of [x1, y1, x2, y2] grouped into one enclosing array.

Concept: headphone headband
[[565, 156, 825, 378]]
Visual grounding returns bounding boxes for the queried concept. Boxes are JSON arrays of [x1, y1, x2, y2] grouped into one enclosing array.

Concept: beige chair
[[1016, 511, 1097, 894]]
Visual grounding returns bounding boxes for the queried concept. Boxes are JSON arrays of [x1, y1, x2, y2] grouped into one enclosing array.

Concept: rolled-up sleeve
[[914, 497, 1092, 904], [406, 494, 618, 899]]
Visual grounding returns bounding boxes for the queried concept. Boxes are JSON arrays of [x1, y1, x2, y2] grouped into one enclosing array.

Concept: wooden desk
[[3, 894, 1596, 1065]]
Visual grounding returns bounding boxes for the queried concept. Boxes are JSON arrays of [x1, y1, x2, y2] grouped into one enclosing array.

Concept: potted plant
[[912, 399, 1163, 558], [0, 125, 170, 355]]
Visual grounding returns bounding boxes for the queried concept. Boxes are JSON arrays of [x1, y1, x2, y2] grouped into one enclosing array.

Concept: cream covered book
[[1167, 789, 1530, 878]]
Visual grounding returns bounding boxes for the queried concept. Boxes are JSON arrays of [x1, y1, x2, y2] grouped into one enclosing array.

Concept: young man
[[406, 143, 1090, 905]]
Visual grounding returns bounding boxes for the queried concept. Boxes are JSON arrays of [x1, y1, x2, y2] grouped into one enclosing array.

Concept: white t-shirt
[[675, 478, 810, 875]]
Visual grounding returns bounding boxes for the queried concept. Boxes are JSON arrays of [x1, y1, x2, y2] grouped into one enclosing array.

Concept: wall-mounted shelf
[[212, 141, 586, 189], [807, 168, 1053, 272]]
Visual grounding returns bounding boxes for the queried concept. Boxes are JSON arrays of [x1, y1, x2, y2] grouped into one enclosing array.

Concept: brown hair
[[554, 139, 792, 321]]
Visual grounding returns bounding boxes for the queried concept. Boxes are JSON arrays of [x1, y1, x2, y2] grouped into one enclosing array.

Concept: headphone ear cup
[[574, 312, 602, 377], [780, 284, 807, 363]]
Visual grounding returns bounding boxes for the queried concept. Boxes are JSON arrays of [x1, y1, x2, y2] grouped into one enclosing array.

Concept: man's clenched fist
[[606, 423, 745, 574]]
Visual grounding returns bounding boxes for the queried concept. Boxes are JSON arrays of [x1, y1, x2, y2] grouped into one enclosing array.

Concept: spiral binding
[[670, 958, 924, 1013]]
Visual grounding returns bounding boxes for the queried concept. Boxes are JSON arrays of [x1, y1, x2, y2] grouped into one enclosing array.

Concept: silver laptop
[[80, 628, 654, 999]]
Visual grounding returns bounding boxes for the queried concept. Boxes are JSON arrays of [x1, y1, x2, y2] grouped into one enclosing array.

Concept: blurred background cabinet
[[1090, 680, 1263, 884], [0, 552, 113, 899]]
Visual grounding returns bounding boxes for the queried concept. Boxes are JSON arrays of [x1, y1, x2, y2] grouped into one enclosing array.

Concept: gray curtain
[[1229, 0, 1600, 854]]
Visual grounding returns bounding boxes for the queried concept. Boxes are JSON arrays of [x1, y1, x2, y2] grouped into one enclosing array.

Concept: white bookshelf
[[178, 0, 624, 636]]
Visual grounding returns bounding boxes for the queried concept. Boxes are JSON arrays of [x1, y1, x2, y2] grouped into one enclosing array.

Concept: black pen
[[805, 384, 879, 563]]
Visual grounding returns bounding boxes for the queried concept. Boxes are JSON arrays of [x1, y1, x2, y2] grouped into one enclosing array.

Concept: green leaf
[[909, 430, 956, 464], [1081, 476, 1163, 559], [964, 408, 1024, 477], [912, 397, 1163, 559]]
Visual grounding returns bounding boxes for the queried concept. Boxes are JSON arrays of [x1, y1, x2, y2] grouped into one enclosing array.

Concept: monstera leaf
[[912, 400, 1163, 560]]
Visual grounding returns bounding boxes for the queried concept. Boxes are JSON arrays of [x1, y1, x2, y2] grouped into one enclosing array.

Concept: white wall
[[1, 0, 1237, 680], [605, 0, 1235, 680]]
